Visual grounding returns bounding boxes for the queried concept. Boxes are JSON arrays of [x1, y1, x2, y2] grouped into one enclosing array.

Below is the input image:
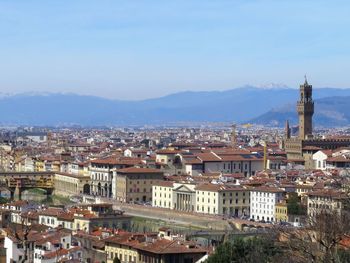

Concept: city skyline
[[1, 0, 350, 99]]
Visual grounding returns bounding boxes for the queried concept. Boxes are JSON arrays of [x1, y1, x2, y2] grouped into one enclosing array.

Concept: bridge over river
[[0, 171, 54, 199]]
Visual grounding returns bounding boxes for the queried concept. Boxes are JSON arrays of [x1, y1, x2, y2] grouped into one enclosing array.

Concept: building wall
[[116, 176, 127, 202], [39, 215, 60, 228], [89, 164, 113, 197], [195, 190, 219, 214], [203, 161, 263, 177], [250, 191, 284, 222], [54, 173, 90, 197], [152, 185, 173, 208], [218, 190, 250, 216], [312, 151, 328, 170], [152, 184, 250, 216], [285, 138, 303, 160], [116, 173, 163, 203], [307, 195, 343, 217], [105, 244, 138, 263], [156, 154, 173, 164], [4, 237, 24, 263], [275, 203, 288, 222]]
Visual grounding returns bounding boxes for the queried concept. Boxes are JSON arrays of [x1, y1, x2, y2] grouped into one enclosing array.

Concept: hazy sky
[[1, 0, 350, 100]]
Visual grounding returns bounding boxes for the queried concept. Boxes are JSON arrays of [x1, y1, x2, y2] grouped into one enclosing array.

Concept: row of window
[[308, 202, 339, 209], [92, 172, 111, 181], [251, 209, 274, 215], [309, 196, 334, 201], [131, 180, 152, 185], [251, 197, 274, 203], [109, 252, 137, 262], [108, 251, 156, 262], [154, 201, 171, 207], [222, 192, 247, 197], [251, 215, 274, 221], [252, 203, 274, 209], [276, 208, 287, 214], [130, 188, 149, 193], [252, 192, 277, 197], [154, 193, 171, 198]]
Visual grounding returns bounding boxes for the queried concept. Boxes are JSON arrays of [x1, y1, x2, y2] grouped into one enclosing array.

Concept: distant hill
[[0, 87, 350, 126], [250, 96, 350, 127]]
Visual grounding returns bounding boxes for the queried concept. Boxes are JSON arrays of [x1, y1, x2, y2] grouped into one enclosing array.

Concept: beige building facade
[[115, 167, 164, 203], [54, 172, 91, 196]]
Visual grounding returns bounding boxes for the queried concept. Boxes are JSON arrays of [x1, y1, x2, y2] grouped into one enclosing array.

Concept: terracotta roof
[[196, 152, 221, 162], [117, 167, 163, 174], [327, 156, 350, 163], [251, 186, 285, 193], [307, 189, 347, 199], [219, 154, 262, 162], [134, 239, 207, 254], [182, 157, 202, 165], [90, 157, 142, 165], [302, 146, 322, 151], [153, 181, 174, 187], [221, 173, 245, 179], [319, 149, 333, 157], [195, 183, 247, 192], [57, 212, 75, 221], [39, 208, 64, 217], [296, 184, 313, 189], [42, 247, 82, 260], [156, 149, 180, 154], [21, 211, 39, 220]]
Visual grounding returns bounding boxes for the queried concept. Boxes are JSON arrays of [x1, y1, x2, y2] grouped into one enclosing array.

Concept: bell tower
[[231, 124, 237, 148], [297, 76, 314, 139]]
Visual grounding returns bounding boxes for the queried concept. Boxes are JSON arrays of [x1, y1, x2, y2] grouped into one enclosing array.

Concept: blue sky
[[0, 0, 349, 100]]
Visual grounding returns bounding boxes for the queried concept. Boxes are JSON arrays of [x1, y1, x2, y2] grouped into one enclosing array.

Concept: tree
[[113, 256, 121, 263], [12, 219, 33, 263], [206, 236, 281, 263], [287, 193, 306, 215], [277, 200, 350, 263]]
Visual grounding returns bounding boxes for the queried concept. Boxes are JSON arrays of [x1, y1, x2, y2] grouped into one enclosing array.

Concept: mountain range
[[0, 86, 350, 126]]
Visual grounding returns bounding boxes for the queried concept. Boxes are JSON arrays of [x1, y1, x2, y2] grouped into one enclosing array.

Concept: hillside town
[[0, 80, 347, 262]]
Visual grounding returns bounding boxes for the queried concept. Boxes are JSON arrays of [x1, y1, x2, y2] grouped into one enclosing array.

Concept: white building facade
[[250, 187, 285, 222]]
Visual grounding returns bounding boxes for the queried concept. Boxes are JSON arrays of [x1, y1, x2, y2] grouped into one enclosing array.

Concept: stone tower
[[231, 124, 237, 147], [297, 76, 314, 139], [285, 120, 291, 139]]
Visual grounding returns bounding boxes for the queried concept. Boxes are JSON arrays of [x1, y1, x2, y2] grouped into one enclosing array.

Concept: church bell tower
[[297, 76, 314, 139]]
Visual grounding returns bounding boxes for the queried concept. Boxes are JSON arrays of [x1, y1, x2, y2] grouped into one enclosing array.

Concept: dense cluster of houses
[[0, 127, 349, 262]]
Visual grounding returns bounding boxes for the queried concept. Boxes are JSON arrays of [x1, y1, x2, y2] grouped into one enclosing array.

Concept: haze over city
[[1, 0, 350, 99]]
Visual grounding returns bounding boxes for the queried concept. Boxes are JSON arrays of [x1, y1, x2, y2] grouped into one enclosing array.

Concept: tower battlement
[[297, 101, 314, 114], [297, 77, 314, 139]]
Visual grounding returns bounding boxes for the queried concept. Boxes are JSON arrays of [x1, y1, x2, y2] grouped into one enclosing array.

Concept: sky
[[0, 0, 350, 100]]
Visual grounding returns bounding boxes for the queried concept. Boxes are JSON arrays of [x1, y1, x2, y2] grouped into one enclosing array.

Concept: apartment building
[[250, 186, 285, 222], [195, 184, 250, 216], [307, 190, 347, 218], [37, 204, 131, 233], [90, 156, 142, 197], [115, 167, 164, 203], [152, 181, 174, 209], [152, 181, 250, 216], [183, 151, 264, 177], [104, 232, 207, 263]]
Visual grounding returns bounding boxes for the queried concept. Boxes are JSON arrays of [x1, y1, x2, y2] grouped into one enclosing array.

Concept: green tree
[[113, 256, 121, 263], [336, 249, 350, 263], [287, 193, 306, 215], [206, 236, 281, 263]]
